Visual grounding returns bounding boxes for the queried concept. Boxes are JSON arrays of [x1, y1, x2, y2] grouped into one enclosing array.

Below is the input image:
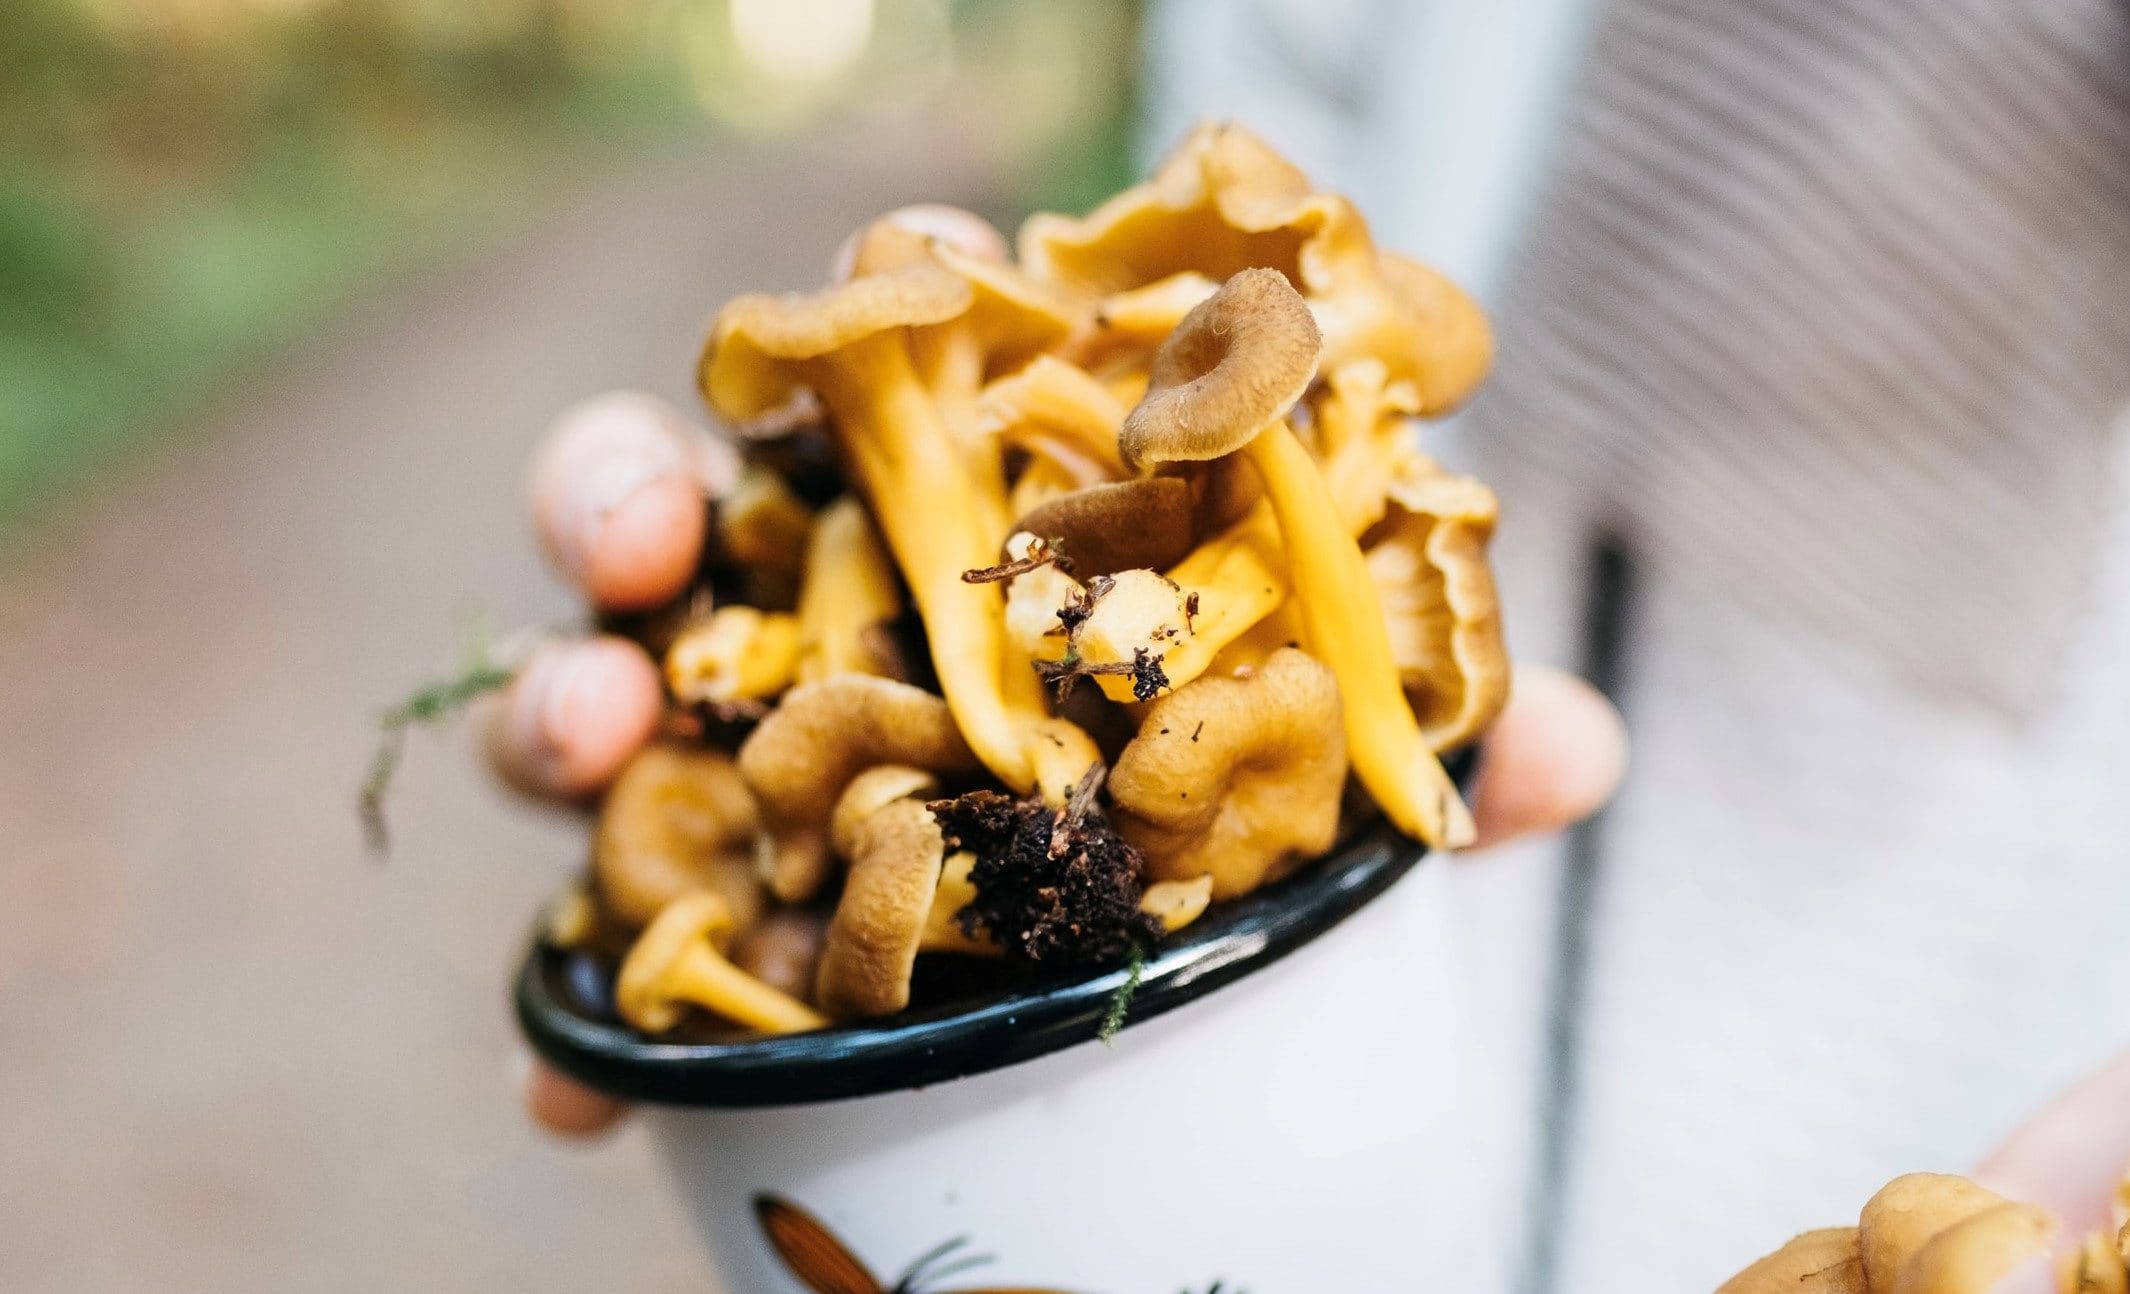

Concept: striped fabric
[[1464, 0, 2130, 717]]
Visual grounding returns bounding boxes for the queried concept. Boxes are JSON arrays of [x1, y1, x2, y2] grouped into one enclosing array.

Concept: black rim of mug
[[515, 746, 1474, 1107]]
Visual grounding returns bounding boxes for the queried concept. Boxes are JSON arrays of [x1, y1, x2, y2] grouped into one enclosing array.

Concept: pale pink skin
[[528, 390, 736, 613]]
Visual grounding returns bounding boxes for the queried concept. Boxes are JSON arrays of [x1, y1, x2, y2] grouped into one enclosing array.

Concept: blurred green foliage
[[0, 0, 1140, 538]]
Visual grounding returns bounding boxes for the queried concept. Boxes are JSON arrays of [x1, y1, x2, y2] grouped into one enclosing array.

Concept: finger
[[480, 636, 663, 802], [529, 391, 737, 612], [1467, 664, 1628, 852], [1976, 1047, 2130, 1234], [830, 203, 1010, 281], [522, 1055, 629, 1139]]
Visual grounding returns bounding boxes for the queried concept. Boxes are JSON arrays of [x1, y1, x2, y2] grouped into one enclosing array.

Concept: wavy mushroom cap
[[1119, 268, 1322, 471], [976, 354, 1129, 486], [1019, 121, 1355, 296], [832, 204, 1010, 281], [594, 743, 764, 931], [1860, 1174, 2011, 1294], [1364, 460, 1509, 751], [814, 798, 947, 1019], [738, 674, 981, 831], [700, 265, 975, 421], [1108, 647, 1348, 898], [1714, 1228, 1864, 1294], [829, 764, 940, 859]]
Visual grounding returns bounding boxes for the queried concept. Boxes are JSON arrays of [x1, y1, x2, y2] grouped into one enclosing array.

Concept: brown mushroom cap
[[1365, 459, 1509, 751], [1108, 647, 1348, 898], [594, 743, 765, 931], [814, 798, 947, 1019], [1015, 477, 1198, 576], [1714, 1228, 1865, 1294], [731, 909, 830, 1004], [829, 765, 940, 859], [702, 266, 975, 420], [1118, 267, 1322, 471], [1860, 1173, 2009, 1294], [737, 675, 981, 902]]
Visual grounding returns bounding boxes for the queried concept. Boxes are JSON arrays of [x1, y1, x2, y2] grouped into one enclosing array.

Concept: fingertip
[[529, 391, 715, 612], [522, 1055, 629, 1140], [485, 636, 663, 801], [1468, 665, 1628, 851]]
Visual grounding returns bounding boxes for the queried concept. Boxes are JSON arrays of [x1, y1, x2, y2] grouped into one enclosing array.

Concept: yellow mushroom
[[793, 496, 902, 683], [1317, 356, 1426, 535], [1139, 875, 1214, 933], [815, 797, 996, 1020], [616, 891, 827, 1035], [1021, 121, 1492, 413], [2062, 1231, 2129, 1294], [1108, 647, 1349, 899], [664, 606, 803, 711], [1124, 269, 1474, 848], [593, 742, 766, 932], [1714, 1228, 1865, 1294], [1365, 458, 1510, 751], [702, 246, 1092, 796], [1860, 1173, 2011, 1294], [736, 674, 982, 903], [1047, 567, 1199, 705]]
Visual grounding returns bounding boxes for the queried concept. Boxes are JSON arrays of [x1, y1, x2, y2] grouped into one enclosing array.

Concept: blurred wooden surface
[[0, 129, 1001, 1292]]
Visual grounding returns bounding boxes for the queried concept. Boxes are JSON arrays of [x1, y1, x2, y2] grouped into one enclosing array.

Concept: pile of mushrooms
[[557, 123, 1511, 1038], [1717, 1170, 2130, 1294]]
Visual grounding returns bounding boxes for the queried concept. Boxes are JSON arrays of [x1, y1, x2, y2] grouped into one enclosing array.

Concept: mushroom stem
[[1242, 420, 1475, 849], [1132, 501, 1287, 698], [794, 496, 901, 682], [810, 336, 1064, 793], [617, 892, 827, 1035]]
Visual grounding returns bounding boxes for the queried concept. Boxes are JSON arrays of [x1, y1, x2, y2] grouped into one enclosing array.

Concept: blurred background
[[1, 1, 1138, 1288]]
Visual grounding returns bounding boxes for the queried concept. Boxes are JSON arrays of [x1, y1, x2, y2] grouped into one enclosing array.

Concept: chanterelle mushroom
[[1365, 458, 1509, 751], [736, 674, 982, 903], [701, 235, 1094, 798], [1021, 121, 1492, 413], [1714, 1228, 1863, 1294], [793, 496, 902, 683], [594, 743, 765, 931], [815, 796, 993, 1020], [663, 606, 802, 714], [616, 891, 826, 1035], [1108, 647, 1348, 899], [1126, 269, 1474, 848]]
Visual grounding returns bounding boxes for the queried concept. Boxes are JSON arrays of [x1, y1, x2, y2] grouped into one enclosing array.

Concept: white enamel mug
[[520, 804, 1491, 1292]]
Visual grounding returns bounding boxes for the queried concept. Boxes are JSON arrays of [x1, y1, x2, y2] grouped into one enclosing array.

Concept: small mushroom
[[702, 242, 1091, 795], [1364, 459, 1509, 751], [793, 496, 902, 682], [616, 891, 827, 1035], [1045, 567, 1196, 705], [1860, 1173, 2010, 1294], [594, 742, 766, 932], [1714, 1228, 1865, 1294], [1126, 269, 1474, 847], [736, 675, 982, 902], [815, 798, 995, 1019], [664, 606, 802, 712], [1893, 1203, 2058, 1294], [1108, 647, 1348, 899], [829, 764, 940, 858], [719, 464, 813, 573]]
